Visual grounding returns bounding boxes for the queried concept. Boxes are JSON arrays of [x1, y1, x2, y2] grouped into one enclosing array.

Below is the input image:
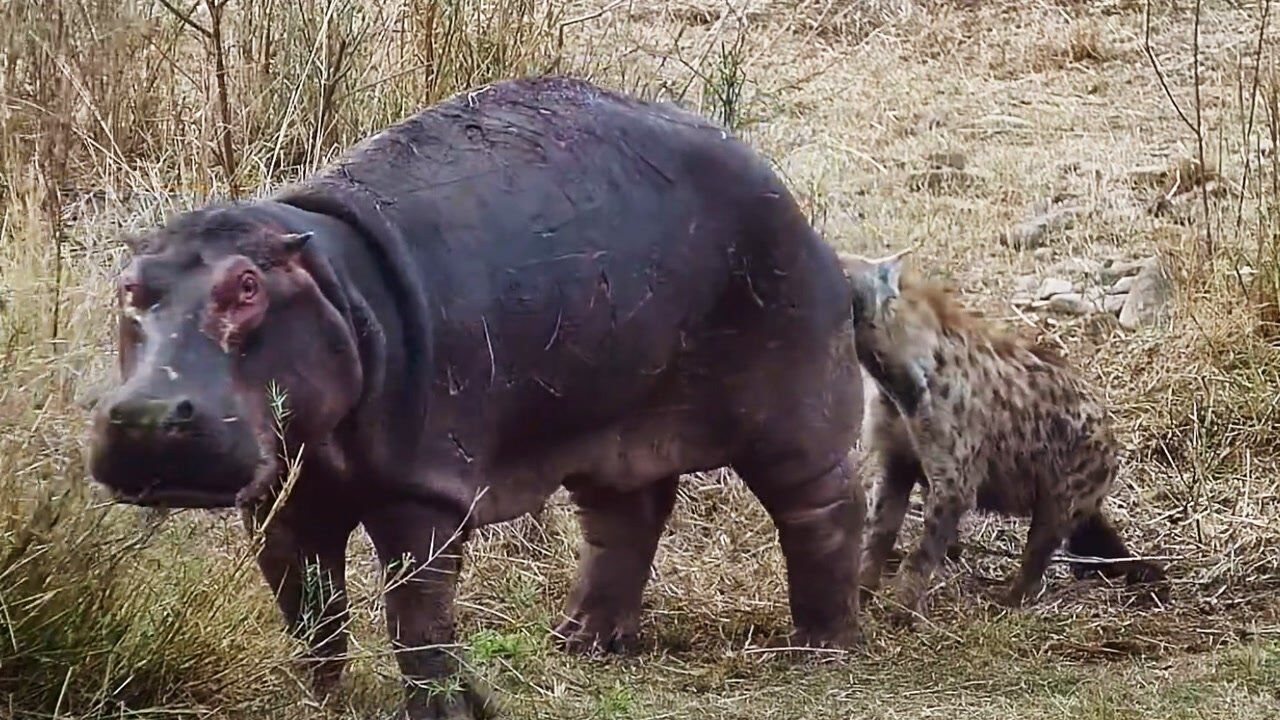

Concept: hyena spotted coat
[[839, 250, 1165, 624]]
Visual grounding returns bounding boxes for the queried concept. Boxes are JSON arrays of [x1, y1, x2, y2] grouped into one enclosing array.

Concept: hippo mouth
[[107, 485, 240, 509], [88, 432, 274, 511]]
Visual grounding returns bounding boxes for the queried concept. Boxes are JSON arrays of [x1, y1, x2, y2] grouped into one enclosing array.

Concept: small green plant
[[590, 683, 637, 720], [467, 628, 535, 664], [702, 32, 749, 131]]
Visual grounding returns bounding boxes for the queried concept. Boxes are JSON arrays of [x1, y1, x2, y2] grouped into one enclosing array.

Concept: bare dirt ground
[[2, 1, 1278, 719]]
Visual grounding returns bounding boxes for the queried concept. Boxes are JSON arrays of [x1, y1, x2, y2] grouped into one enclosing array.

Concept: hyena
[[838, 249, 1165, 624]]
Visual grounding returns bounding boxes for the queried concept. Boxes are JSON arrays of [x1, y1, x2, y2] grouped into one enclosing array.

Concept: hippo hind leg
[[553, 474, 679, 655], [734, 453, 865, 649]]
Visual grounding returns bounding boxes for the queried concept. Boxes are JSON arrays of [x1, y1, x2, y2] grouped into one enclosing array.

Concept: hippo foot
[[297, 656, 345, 700], [404, 678, 498, 720], [786, 623, 864, 652], [552, 613, 640, 656]]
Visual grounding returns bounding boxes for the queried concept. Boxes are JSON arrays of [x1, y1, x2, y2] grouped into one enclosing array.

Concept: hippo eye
[[238, 272, 259, 303]]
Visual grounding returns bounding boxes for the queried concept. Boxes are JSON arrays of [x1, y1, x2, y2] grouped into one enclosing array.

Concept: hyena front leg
[[890, 455, 973, 627], [860, 447, 923, 594]]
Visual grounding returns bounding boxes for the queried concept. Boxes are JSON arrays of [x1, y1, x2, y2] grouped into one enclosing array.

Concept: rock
[[1127, 164, 1172, 190], [1015, 274, 1039, 293], [1100, 256, 1156, 285], [1036, 277, 1075, 300], [1108, 275, 1135, 294], [926, 151, 968, 170], [1002, 204, 1085, 250], [910, 109, 947, 135], [1053, 257, 1103, 277], [1048, 292, 1094, 316], [1119, 258, 1173, 330], [1033, 247, 1055, 262], [908, 168, 980, 193], [1128, 157, 1216, 193], [1104, 293, 1127, 315], [978, 113, 1034, 133]]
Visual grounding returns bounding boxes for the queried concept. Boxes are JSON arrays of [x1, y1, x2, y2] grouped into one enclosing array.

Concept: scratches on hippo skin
[[616, 136, 674, 184], [639, 360, 668, 376], [448, 432, 475, 463], [544, 306, 563, 350], [512, 249, 608, 270], [534, 376, 562, 398], [481, 316, 496, 387], [597, 269, 612, 302], [621, 284, 654, 325], [741, 268, 765, 308]]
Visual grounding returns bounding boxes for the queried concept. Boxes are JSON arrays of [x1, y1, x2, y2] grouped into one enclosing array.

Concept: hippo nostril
[[168, 398, 195, 426]]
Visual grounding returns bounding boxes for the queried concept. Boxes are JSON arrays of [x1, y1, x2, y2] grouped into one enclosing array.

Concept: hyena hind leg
[[1003, 503, 1071, 608], [1067, 509, 1168, 592]]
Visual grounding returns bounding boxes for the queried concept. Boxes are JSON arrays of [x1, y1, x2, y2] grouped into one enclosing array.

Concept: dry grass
[[3, 1, 1280, 718]]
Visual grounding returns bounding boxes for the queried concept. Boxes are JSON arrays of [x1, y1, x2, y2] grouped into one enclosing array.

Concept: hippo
[[87, 76, 865, 719]]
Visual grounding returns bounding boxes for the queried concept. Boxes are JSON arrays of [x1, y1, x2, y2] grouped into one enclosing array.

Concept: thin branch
[[1192, 0, 1213, 257], [155, 0, 212, 40], [1143, 0, 1196, 133], [1234, 0, 1272, 240], [557, 0, 626, 50]]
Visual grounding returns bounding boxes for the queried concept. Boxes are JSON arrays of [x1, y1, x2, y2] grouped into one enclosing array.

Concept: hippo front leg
[[362, 502, 497, 720], [252, 513, 354, 696]]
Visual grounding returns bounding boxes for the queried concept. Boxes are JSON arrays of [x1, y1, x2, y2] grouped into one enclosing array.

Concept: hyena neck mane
[[873, 277, 1069, 412], [902, 277, 1067, 366]]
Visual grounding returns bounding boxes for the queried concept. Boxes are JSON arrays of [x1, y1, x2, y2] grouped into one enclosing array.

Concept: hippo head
[[88, 205, 363, 509]]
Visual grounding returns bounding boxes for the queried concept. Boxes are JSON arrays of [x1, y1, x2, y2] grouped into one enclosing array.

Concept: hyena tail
[[1067, 511, 1167, 590]]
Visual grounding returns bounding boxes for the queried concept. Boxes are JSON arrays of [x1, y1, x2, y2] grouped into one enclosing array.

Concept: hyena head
[[837, 248, 940, 412]]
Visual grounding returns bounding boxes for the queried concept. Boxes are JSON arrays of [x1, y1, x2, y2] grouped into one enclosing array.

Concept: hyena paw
[[1125, 561, 1171, 604], [886, 583, 927, 630], [1001, 577, 1042, 608]]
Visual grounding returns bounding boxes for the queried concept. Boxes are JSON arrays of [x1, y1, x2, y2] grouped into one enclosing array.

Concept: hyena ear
[[839, 246, 912, 320], [869, 246, 912, 300], [877, 255, 904, 298]]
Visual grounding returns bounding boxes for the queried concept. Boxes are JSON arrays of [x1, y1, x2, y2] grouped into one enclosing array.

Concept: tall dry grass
[[3, 1, 1280, 718], [0, 1, 596, 715]]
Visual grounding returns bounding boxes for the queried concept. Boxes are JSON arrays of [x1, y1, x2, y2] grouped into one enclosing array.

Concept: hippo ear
[[279, 231, 312, 255], [121, 231, 145, 254]]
